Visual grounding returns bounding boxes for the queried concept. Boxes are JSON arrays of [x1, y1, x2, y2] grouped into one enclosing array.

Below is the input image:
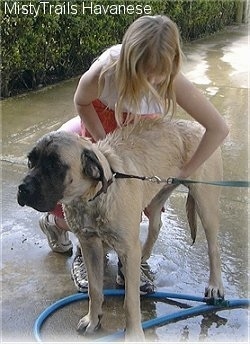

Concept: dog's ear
[[81, 149, 102, 179], [81, 149, 108, 192]]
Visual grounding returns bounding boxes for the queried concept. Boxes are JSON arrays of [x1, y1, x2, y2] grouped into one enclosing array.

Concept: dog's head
[[17, 131, 111, 212]]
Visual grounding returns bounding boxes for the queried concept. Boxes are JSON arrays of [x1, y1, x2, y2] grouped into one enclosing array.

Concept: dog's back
[[96, 117, 221, 193]]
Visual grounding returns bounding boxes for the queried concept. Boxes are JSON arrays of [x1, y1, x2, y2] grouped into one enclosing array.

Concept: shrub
[[1, 0, 237, 98]]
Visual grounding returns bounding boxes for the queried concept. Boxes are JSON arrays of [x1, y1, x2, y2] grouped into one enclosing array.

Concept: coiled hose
[[33, 289, 250, 342]]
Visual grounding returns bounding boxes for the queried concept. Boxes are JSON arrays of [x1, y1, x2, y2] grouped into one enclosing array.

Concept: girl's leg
[[58, 116, 83, 135]]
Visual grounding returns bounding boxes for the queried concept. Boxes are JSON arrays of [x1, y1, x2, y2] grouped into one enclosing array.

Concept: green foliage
[[164, 0, 237, 41], [1, 0, 237, 98]]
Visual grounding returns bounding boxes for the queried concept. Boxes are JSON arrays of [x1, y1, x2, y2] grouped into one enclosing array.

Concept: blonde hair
[[99, 15, 183, 126]]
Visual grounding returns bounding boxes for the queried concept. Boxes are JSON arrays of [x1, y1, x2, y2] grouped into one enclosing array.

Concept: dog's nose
[[17, 183, 31, 206], [18, 183, 29, 194]]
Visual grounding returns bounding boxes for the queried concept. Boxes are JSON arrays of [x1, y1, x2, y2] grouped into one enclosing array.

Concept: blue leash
[[113, 171, 250, 188], [33, 289, 250, 342], [168, 178, 250, 188]]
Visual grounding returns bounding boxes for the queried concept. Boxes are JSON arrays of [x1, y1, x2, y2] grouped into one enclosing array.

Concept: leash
[[113, 172, 250, 188], [167, 178, 250, 188], [90, 171, 249, 201]]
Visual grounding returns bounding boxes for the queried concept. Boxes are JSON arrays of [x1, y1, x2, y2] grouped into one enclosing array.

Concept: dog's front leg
[[119, 240, 145, 342], [77, 231, 104, 334]]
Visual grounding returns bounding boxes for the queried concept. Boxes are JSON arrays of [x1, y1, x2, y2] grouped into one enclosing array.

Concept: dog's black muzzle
[[17, 175, 59, 212]]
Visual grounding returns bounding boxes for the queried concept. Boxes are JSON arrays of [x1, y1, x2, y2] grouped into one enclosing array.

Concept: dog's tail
[[186, 192, 197, 244]]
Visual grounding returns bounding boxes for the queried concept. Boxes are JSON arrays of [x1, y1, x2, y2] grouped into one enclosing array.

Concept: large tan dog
[[17, 117, 224, 341]]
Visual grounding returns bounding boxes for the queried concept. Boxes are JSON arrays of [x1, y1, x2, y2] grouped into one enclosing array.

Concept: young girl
[[39, 15, 229, 293]]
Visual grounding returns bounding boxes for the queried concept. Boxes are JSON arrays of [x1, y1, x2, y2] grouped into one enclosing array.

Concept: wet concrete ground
[[1, 25, 249, 343]]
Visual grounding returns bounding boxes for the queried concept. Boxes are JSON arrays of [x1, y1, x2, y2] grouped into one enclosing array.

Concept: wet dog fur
[[17, 117, 224, 341]]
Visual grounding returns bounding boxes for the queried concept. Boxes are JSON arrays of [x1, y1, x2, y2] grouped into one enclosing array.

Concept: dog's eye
[[27, 160, 33, 169], [27, 149, 38, 169], [27, 157, 37, 169], [42, 153, 64, 173], [45, 157, 59, 171]]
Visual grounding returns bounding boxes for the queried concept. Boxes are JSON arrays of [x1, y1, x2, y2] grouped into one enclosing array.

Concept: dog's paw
[[205, 284, 224, 299], [77, 314, 102, 334], [125, 328, 145, 342]]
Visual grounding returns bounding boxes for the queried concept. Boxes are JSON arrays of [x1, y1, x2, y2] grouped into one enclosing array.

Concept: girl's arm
[[173, 72, 229, 178], [74, 61, 106, 141]]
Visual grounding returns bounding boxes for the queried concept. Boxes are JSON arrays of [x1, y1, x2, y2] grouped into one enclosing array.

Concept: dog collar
[[89, 170, 168, 202], [88, 177, 114, 202]]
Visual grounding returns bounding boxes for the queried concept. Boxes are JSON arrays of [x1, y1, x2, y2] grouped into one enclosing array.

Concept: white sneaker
[[39, 214, 73, 253], [71, 252, 88, 293], [116, 260, 155, 295]]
